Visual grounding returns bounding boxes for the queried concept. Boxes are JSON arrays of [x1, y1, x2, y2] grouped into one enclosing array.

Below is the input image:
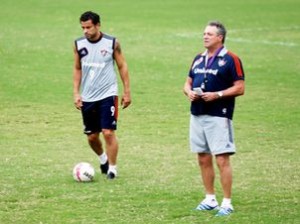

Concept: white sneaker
[[216, 204, 234, 216], [195, 199, 219, 211]]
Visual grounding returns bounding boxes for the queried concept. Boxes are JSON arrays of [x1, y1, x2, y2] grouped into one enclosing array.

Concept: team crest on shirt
[[100, 49, 108, 56], [218, 59, 226, 67]]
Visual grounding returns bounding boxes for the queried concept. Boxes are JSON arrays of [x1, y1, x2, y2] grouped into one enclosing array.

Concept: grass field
[[1, 0, 300, 223]]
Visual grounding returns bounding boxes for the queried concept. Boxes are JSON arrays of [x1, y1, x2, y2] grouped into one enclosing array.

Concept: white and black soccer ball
[[73, 162, 95, 182]]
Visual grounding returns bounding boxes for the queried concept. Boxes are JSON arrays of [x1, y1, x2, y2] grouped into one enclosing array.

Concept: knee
[[102, 129, 116, 142], [198, 154, 213, 167], [87, 133, 99, 143], [216, 154, 230, 169]]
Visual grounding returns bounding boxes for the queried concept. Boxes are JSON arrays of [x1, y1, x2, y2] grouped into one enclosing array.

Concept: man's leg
[[215, 153, 234, 216], [87, 132, 103, 156], [87, 132, 108, 174], [102, 129, 118, 179], [216, 154, 232, 199], [195, 153, 219, 210], [198, 153, 215, 194]]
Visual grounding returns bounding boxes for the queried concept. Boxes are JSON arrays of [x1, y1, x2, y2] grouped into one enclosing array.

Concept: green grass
[[1, 0, 300, 223]]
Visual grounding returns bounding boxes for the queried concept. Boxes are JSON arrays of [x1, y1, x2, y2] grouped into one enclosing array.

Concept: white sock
[[206, 194, 216, 201], [204, 194, 218, 205], [108, 165, 117, 175], [99, 153, 107, 164], [221, 198, 232, 207]]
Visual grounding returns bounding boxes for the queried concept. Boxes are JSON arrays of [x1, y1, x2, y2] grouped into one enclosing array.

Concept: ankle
[[108, 165, 117, 175], [99, 153, 108, 164], [221, 198, 232, 207]]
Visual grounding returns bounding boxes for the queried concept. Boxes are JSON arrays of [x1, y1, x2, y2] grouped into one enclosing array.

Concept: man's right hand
[[74, 94, 82, 110]]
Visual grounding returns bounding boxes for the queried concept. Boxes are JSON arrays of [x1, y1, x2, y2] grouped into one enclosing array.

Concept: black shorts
[[81, 96, 118, 134]]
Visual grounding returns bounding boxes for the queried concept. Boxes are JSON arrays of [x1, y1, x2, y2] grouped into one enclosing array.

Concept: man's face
[[203, 25, 223, 49], [80, 19, 100, 40]]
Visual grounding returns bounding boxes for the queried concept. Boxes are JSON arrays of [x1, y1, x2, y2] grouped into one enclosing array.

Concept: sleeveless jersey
[[75, 33, 118, 102]]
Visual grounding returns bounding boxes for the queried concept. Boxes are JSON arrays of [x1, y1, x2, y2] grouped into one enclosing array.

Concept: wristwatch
[[217, 91, 223, 98]]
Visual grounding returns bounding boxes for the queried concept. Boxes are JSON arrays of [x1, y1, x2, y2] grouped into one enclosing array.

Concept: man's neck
[[88, 32, 102, 42], [207, 44, 223, 57], [94, 32, 102, 41]]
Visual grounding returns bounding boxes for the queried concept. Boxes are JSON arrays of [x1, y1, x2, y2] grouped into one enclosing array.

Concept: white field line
[[175, 26, 300, 47], [229, 25, 300, 33], [227, 37, 298, 47]]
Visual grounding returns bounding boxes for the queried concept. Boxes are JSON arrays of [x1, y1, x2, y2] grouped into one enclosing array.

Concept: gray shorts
[[189, 115, 236, 155]]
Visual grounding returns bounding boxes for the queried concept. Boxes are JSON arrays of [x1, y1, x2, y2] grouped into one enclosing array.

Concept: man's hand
[[74, 94, 82, 110], [187, 90, 202, 102], [121, 92, 131, 109], [200, 92, 219, 102]]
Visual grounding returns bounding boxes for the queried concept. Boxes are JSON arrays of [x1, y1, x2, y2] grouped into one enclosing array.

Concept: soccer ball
[[73, 162, 95, 182]]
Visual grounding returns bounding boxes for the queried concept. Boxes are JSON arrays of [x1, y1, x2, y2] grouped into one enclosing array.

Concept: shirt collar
[[201, 46, 228, 57]]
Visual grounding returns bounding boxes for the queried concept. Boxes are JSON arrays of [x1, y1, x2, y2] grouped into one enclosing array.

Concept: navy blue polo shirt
[[188, 47, 245, 120]]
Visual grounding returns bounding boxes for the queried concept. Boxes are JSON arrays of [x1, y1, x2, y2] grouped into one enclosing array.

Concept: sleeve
[[228, 52, 245, 81], [188, 55, 200, 79]]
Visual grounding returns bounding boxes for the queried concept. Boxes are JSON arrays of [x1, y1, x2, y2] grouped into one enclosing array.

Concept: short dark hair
[[80, 11, 100, 25], [207, 21, 227, 43]]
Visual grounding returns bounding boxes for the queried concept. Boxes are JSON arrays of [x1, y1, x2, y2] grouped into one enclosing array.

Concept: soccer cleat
[[100, 161, 109, 174], [195, 199, 219, 211], [215, 206, 234, 216], [107, 172, 116, 180]]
